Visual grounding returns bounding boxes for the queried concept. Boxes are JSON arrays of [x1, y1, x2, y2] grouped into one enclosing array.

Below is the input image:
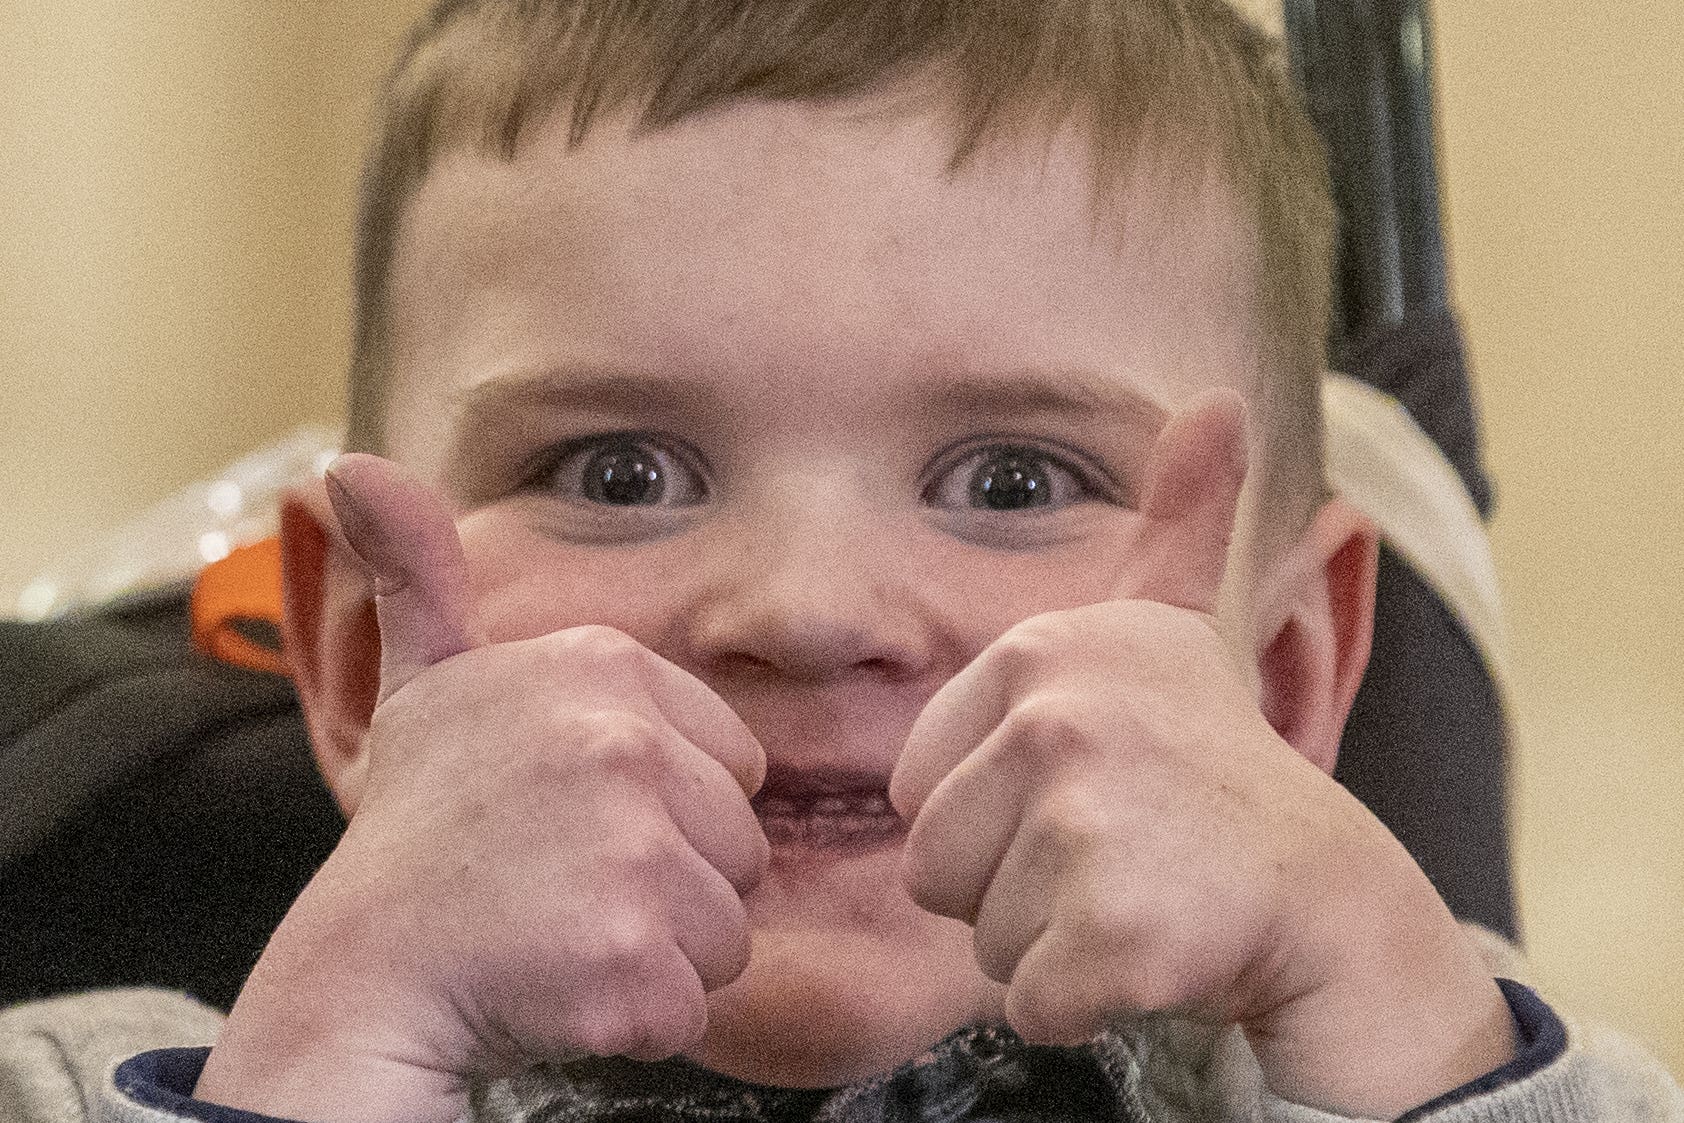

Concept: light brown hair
[[348, 0, 1336, 538]]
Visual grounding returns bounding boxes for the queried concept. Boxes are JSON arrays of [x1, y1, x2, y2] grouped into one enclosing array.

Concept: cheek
[[915, 535, 1141, 637], [455, 508, 1142, 654], [456, 514, 693, 645]]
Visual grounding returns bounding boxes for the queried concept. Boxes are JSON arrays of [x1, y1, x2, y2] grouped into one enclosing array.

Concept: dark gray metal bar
[[1284, 0, 1452, 352]]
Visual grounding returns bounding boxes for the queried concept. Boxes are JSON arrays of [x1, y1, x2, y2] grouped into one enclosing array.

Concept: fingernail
[[323, 466, 388, 584]]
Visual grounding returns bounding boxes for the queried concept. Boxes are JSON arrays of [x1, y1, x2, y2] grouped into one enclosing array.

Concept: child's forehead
[[385, 94, 1262, 465], [406, 93, 1245, 270]]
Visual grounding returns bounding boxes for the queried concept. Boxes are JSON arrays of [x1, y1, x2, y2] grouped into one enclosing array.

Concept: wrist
[[193, 891, 469, 1123], [1248, 967, 1517, 1118], [194, 1036, 466, 1123], [1246, 881, 1519, 1117]]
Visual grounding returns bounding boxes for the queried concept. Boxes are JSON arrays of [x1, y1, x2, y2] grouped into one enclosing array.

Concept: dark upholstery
[[0, 587, 341, 1011], [1336, 545, 1516, 939], [1332, 309, 1516, 941]]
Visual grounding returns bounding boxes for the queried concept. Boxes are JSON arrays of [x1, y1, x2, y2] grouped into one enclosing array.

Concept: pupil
[[972, 454, 1050, 511], [586, 446, 664, 505]]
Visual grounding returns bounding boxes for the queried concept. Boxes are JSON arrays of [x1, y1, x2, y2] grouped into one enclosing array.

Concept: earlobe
[[1253, 498, 1379, 774], [280, 480, 381, 817]]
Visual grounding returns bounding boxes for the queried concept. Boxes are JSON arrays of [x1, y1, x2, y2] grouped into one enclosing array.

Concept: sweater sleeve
[[1259, 985, 1684, 1123], [11, 981, 1682, 1123], [0, 988, 224, 1123]]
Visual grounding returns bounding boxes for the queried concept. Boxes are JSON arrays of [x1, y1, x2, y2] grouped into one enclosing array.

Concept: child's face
[[374, 93, 1264, 1082]]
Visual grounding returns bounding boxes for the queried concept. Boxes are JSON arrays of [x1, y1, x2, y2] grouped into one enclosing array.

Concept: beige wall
[[3, 0, 1681, 1074], [1436, 0, 1684, 1072], [0, 3, 423, 594]]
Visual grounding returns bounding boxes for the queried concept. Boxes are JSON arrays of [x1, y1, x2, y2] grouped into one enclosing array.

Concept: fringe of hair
[[347, 0, 1335, 534]]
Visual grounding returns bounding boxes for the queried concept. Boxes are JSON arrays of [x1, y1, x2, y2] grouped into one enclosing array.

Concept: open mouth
[[752, 768, 907, 853]]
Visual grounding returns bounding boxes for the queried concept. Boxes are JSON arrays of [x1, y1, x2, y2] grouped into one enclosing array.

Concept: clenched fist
[[194, 456, 769, 1123], [891, 392, 1518, 1118]]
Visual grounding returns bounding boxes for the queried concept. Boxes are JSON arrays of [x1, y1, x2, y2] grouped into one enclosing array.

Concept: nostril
[[682, 574, 929, 685], [710, 651, 782, 680]]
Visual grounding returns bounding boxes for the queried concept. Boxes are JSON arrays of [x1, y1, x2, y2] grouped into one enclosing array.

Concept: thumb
[[324, 452, 477, 704], [1115, 388, 1249, 614]]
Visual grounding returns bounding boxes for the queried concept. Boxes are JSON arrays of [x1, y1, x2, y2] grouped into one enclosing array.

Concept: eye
[[530, 433, 707, 508], [923, 443, 1111, 512]]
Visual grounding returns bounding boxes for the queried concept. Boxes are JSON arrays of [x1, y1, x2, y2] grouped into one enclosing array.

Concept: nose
[[681, 480, 936, 684]]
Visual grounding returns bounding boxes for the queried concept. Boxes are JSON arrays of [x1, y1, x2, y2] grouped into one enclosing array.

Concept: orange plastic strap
[[190, 535, 289, 676]]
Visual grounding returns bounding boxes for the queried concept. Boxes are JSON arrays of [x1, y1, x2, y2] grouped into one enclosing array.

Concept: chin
[[686, 918, 1004, 1088]]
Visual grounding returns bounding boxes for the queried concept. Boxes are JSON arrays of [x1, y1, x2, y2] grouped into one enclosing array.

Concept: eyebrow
[[452, 370, 732, 436], [911, 369, 1168, 431], [453, 365, 1166, 431]]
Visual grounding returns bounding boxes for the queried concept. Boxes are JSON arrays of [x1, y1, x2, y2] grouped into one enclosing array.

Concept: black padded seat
[[0, 585, 342, 1011]]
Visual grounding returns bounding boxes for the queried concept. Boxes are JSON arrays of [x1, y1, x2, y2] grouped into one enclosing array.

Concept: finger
[[654, 730, 770, 895], [618, 955, 710, 1062], [968, 781, 1092, 987], [621, 943, 710, 1061], [563, 939, 709, 1061], [1004, 924, 1114, 1046], [997, 831, 1137, 1047], [659, 841, 756, 993], [891, 608, 1073, 821], [636, 650, 768, 798], [888, 645, 1016, 821], [900, 723, 1034, 924], [323, 452, 476, 703], [1116, 389, 1249, 614]]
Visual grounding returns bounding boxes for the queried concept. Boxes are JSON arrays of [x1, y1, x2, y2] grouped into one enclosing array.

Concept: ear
[[279, 479, 381, 817], [1251, 497, 1379, 775]]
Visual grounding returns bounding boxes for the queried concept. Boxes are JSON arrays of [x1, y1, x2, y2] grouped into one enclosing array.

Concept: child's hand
[[193, 455, 769, 1123], [890, 392, 1517, 1118]]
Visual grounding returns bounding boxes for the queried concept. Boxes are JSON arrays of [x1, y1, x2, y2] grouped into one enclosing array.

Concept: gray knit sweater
[[3, 930, 1680, 1123]]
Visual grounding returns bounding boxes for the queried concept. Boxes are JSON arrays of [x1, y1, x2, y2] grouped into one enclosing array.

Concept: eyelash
[[920, 438, 1120, 510], [524, 431, 710, 507], [522, 431, 1123, 511]]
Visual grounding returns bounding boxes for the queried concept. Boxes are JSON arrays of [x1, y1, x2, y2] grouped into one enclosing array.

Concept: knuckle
[[574, 712, 667, 777], [559, 624, 646, 667], [1062, 894, 1132, 945], [581, 914, 669, 977], [1029, 789, 1114, 856], [1001, 696, 1090, 764], [612, 822, 682, 880], [992, 621, 1056, 671]]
